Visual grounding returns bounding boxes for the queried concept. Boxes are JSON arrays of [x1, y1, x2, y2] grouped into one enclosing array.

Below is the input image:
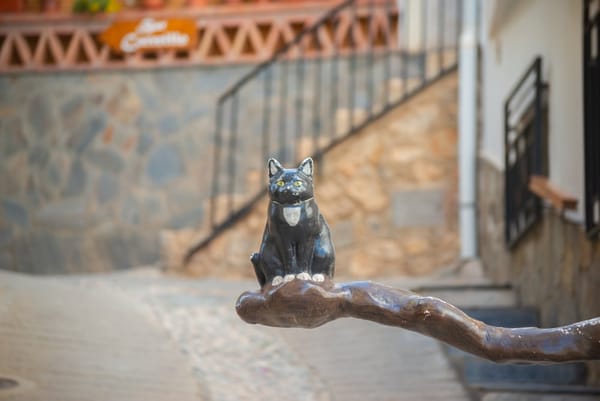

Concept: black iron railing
[[186, 0, 463, 259], [583, 0, 600, 238], [504, 57, 548, 248]]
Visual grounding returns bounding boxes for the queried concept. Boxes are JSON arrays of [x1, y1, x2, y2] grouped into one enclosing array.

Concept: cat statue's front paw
[[272, 276, 284, 286], [284, 274, 296, 282], [296, 272, 311, 280], [311, 274, 325, 282]]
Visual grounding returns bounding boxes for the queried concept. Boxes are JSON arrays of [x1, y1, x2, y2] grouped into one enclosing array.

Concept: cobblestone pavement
[[0, 269, 201, 401], [71, 268, 471, 401], [1, 267, 474, 401], [74, 270, 330, 401]]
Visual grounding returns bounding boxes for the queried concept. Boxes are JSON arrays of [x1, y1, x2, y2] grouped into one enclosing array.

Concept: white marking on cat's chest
[[283, 206, 301, 226]]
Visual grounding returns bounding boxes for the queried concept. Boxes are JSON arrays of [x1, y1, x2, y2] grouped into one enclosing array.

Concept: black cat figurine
[[251, 157, 335, 288]]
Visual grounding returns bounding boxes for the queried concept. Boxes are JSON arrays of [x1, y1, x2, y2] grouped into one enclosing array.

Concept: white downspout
[[458, 0, 478, 259]]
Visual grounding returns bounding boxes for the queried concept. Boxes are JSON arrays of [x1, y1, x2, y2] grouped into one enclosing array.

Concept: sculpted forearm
[[236, 279, 600, 363]]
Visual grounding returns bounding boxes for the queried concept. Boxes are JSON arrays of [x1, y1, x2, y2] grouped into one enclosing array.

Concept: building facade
[[477, 0, 599, 330]]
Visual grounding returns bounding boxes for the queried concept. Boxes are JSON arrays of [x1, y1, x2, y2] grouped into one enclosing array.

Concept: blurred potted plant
[[72, 0, 121, 13]]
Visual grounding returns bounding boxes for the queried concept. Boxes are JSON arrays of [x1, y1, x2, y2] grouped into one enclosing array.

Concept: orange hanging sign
[[100, 17, 197, 54]]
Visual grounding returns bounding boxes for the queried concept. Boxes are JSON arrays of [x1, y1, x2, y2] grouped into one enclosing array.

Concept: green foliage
[[72, 0, 110, 13]]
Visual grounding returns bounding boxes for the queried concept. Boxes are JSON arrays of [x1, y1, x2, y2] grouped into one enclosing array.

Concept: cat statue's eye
[[276, 180, 285, 187], [293, 181, 303, 187]]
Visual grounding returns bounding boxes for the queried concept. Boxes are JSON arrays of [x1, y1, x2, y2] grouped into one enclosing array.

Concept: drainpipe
[[458, 0, 478, 259]]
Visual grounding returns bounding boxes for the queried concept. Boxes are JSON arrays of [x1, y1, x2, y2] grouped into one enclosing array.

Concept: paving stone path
[[1, 267, 475, 401], [78, 271, 330, 401], [0, 270, 201, 401]]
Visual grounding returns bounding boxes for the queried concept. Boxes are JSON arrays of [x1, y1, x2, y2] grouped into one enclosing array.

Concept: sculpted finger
[[235, 290, 267, 325]]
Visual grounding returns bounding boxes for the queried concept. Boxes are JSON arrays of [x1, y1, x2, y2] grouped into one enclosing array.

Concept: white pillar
[[458, 0, 478, 259]]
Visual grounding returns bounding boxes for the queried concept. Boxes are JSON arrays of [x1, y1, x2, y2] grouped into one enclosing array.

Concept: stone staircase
[[193, 0, 463, 266], [163, 71, 461, 280], [412, 270, 599, 401]]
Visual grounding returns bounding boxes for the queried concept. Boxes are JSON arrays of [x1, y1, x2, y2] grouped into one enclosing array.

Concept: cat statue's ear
[[298, 157, 313, 178], [268, 158, 284, 178]]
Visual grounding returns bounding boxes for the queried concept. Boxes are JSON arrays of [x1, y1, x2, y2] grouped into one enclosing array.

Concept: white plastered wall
[[479, 0, 584, 221]]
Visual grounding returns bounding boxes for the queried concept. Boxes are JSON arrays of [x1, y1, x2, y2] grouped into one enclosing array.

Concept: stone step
[[464, 360, 587, 388], [462, 307, 540, 328], [439, 306, 588, 395], [481, 386, 600, 401]]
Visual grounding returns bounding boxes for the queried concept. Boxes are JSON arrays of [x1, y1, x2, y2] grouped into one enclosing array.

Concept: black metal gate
[[504, 57, 547, 248], [583, 0, 600, 238]]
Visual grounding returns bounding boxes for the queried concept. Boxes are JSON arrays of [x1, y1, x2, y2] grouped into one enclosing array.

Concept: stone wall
[[478, 157, 600, 384], [0, 52, 430, 274], [0, 66, 250, 273], [167, 73, 459, 280]]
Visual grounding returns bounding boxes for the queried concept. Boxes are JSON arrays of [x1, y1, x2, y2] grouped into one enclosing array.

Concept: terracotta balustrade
[[0, 1, 398, 72]]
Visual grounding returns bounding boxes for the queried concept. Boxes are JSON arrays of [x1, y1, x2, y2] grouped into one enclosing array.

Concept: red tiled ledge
[[0, 1, 397, 72]]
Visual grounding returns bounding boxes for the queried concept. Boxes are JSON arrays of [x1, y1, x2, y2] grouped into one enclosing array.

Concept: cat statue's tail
[[250, 253, 266, 287]]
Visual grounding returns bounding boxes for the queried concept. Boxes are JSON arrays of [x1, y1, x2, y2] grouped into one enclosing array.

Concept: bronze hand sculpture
[[237, 278, 600, 363]]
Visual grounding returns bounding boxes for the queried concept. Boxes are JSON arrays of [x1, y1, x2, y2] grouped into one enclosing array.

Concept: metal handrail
[[583, 0, 600, 237], [217, 0, 355, 101], [503, 56, 548, 248], [185, 0, 463, 262]]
